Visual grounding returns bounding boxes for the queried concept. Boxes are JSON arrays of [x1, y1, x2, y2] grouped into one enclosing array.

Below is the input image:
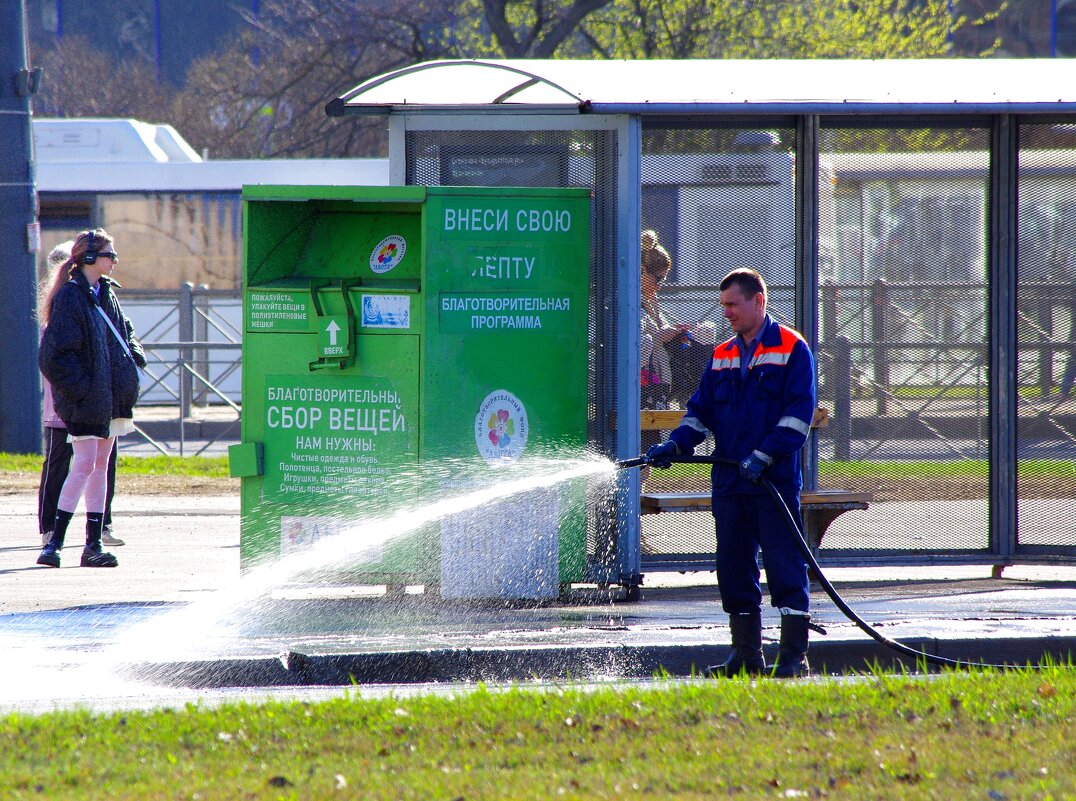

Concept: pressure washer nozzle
[[614, 456, 650, 470]]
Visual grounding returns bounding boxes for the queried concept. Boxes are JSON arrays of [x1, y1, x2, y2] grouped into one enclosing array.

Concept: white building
[[35, 118, 388, 289]]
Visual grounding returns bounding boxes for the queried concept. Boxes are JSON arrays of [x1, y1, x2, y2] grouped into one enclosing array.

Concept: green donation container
[[229, 185, 592, 600]]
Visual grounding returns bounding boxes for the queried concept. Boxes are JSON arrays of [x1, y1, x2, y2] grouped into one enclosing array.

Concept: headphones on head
[[81, 230, 98, 265]]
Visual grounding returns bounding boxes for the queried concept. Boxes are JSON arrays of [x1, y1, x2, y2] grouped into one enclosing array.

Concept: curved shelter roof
[[328, 58, 1076, 117]]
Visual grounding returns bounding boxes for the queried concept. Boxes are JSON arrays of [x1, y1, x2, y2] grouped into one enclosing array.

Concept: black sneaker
[[81, 548, 118, 568], [37, 548, 61, 568]]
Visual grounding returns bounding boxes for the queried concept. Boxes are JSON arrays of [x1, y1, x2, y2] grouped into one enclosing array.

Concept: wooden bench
[[641, 406, 830, 432], [638, 406, 871, 551], [639, 489, 873, 551]]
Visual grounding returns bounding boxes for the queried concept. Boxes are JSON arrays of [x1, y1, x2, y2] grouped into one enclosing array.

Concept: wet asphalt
[[4, 491, 1075, 705]]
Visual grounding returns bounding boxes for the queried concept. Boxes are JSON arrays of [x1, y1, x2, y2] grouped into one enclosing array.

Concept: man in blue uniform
[[646, 268, 817, 677]]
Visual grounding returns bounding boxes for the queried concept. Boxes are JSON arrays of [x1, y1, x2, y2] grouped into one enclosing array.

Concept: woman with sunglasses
[[37, 228, 145, 568]]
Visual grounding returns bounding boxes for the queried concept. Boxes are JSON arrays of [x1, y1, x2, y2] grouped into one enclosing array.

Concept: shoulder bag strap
[[96, 305, 134, 360]]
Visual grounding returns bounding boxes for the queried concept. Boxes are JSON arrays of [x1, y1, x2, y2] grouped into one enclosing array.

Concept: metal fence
[[122, 283, 242, 456]]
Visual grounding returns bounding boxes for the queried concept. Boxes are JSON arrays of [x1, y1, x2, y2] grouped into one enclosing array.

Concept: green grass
[[656, 458, 1076, 483], [887, 385, 987, 399], [4, 452, 1072, 485], [819, 459, 994, 480], [112, 454, 232, 478], [1, 667, 1073, 799], [821, 459, 1076, 478], [881, 385, 1066, 400], [0, 452, 231, 477]]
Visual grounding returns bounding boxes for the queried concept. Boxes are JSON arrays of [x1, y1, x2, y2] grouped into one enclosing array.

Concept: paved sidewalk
[[3, 493, 239, 614], [4, 491, 1076, 692]]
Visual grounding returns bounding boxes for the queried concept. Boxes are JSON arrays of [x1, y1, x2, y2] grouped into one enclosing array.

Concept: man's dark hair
[[719, 268, 767, 298]]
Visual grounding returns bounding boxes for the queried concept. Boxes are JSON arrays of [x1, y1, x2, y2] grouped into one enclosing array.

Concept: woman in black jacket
[[37, 229, 145, 568]]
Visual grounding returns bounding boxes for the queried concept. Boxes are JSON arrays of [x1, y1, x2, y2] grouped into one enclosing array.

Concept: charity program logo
[[369, 235, 407, 274], [474, 390, 529, 462]]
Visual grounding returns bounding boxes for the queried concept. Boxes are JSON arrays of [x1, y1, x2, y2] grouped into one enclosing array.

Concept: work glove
[[645, 440, 679, 469], [739, 451, 772, 483]]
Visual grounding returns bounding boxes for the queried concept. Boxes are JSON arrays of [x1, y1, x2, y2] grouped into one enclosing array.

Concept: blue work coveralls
[[668, 314, 817, 614]]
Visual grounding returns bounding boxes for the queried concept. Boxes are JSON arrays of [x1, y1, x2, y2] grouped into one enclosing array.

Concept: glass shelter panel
[[1016, 124, 1076, 554], [815, 126, 990, 559], [637, 124, 798, 565]]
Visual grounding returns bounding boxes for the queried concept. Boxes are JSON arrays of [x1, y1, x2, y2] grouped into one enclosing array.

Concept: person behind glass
[[645, 268, 817, 678], [37, 241, 125, 550], [37, 229, 144, 568], [640, 230, 690, 412]]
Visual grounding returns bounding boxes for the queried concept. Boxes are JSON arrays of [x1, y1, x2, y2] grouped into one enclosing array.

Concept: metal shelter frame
[[327, 58, 1076, 589]]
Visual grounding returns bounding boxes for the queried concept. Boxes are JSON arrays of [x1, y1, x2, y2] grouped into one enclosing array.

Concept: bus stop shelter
[[327, 58, 1076, 592]]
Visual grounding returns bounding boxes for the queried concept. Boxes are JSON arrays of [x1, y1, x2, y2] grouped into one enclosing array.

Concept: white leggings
[[57, 436, 116, 515]]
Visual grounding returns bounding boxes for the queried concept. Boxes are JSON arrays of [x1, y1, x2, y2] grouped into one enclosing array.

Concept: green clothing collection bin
[[229, 184, 592, 600]]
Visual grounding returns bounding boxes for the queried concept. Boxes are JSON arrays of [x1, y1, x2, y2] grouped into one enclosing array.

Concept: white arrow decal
[[325, 319, 341, 346]]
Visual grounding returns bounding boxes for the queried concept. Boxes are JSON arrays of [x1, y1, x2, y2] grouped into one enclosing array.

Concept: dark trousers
[[712, 493, 810, 615], [37, 427, 115, 534]]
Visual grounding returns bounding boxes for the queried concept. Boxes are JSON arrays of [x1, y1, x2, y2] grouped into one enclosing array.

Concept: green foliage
[[1, 668, 1074, 798], [31, 0, 1007, 159], [570, 0, 996, 59], [449, 0, 989, 60]]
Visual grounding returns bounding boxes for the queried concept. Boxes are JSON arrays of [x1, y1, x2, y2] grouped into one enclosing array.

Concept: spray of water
[[0, 455, 626, 710], [106, 454, 618, 675]]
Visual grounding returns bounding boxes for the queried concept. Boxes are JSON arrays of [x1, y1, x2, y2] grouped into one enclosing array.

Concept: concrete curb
[[121, 636, 1076, 689]]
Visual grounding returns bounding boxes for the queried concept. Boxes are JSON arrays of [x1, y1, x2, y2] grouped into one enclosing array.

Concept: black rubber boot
[[769, 612, 810, 678], [37, 510, 73, 568], [706, 611, 765, 677], [81, 513, 118, 568]]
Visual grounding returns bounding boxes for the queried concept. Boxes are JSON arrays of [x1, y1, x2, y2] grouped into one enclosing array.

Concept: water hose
[[618, 453, 1042, 671]]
